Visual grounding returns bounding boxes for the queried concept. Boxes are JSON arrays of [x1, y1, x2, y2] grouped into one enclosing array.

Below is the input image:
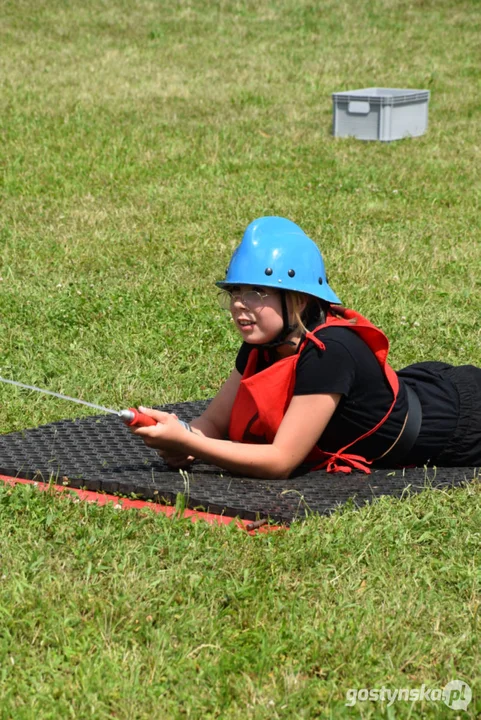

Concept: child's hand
[[130, 407, 192, 455], [156, 449, 195, 469]]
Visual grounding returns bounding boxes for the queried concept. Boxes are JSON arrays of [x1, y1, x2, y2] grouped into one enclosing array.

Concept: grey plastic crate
[[332, 87, 430, 141]]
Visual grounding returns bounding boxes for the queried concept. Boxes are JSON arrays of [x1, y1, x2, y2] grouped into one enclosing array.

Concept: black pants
[[436, 364, 481, 467]]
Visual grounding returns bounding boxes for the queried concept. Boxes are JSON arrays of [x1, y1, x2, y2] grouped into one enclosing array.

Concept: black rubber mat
[[0, 400, 478, 523]]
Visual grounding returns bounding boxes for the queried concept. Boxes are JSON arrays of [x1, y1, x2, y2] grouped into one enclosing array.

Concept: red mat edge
[[0, 474, 282, 534]]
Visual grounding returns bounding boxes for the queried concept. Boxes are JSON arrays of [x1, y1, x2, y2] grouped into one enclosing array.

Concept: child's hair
[[286, 291, 353, 334]]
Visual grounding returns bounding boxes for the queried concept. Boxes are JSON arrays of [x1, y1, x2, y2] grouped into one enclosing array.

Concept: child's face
[[226, 285, 284, 344]]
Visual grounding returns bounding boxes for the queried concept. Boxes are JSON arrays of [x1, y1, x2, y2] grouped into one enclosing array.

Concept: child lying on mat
[[133, 216, 481, 478]]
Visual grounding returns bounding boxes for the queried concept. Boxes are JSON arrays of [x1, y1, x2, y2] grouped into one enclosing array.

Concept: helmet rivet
[[288, 269, 295, 278], [265, 268, 273, 276], [318, 277, 323, 285]]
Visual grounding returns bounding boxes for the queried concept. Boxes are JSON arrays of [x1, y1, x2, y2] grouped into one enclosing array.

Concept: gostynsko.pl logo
[[345, 680, 472, 711]]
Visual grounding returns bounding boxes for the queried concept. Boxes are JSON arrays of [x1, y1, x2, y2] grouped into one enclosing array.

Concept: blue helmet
[[216, 216, 341, 304]]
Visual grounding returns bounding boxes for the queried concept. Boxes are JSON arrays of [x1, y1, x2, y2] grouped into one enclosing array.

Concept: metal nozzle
[[118, 409, 135, 424]]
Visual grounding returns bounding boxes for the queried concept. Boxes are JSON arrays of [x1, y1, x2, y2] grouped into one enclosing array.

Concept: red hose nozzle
[[119, 408, 157, 428]]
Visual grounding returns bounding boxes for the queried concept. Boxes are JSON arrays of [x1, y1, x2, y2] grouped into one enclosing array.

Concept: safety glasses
[[217, 288, 274, 311]]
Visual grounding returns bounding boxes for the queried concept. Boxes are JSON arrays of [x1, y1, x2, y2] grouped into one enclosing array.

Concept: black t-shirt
[[235, 326, 459, 465]]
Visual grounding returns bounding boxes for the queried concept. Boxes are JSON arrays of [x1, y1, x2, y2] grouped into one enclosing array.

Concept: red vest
[[228, 309, 400, 474]]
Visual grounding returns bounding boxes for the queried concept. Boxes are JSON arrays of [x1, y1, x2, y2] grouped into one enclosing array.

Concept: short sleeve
[[294, 337, 357, 396]]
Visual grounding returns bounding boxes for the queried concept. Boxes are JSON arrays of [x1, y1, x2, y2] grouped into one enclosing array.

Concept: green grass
[[0, 480, 479, 718], [0, 0, 480, 716]]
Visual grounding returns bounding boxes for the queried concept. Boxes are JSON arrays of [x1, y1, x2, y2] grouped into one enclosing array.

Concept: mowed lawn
[[0, 0, 480, 717]]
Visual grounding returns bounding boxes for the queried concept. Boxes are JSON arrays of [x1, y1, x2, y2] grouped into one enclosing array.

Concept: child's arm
[[189, 368, 242, 439], [134, 391, 340, 479], [153, 369, 242, 467]]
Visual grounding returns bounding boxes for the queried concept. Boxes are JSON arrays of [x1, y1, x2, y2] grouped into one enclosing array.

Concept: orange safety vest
[[228, 309, 400, 474]]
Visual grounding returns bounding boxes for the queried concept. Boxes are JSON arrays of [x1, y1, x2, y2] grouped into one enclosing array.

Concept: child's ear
[[294, 294, 308, 317], [299, 297, 308, 314]]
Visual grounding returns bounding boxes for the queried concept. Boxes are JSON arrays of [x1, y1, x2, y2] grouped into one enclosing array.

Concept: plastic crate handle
[[348, 100, 370, 115]]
